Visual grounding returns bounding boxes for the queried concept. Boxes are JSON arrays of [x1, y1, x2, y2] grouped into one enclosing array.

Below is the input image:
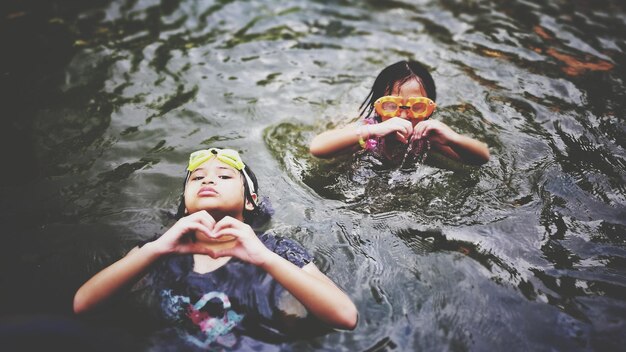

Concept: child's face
[[391, 78, 428, 125], [184, 158, 250, 219]]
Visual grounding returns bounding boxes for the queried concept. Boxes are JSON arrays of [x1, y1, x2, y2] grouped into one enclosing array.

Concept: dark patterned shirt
[[133, 232, 323, 351]]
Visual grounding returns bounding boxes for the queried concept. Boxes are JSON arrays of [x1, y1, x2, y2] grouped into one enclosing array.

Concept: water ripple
[[3, 0, 626, 350]]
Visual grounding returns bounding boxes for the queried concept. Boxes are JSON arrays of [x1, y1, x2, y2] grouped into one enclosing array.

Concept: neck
[[202, 209, 245, 223]]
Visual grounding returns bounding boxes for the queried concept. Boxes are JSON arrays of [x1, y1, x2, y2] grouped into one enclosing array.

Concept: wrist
[[258, 251, 281, 272], [143, 240, 170, 257], [355, 126, 365, 148], [365, 123, 377, 138], [362, 124, 370, 139], [356, 125, 371, 148]]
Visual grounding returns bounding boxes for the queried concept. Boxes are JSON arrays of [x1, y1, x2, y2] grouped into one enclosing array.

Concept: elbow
[[73, 294, 86, 315], [309, 144, 321, 158], [309, 140, 327, 158], [465, 146, 490, 166], [73, 290, 93, 315], [479, 143, 491, 165], [309, 147, 331, 159], [309, 138, 341, 159], [476, 148, 490, 165], [343, 308, 359, 331], [309, 133, 340, 159], [470, 153, 490, 166], [334, 303, 359, 330]]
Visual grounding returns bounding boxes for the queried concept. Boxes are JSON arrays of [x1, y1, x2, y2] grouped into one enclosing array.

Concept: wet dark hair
[[359, 60, 436, 121], [175, 163, 265, 225]]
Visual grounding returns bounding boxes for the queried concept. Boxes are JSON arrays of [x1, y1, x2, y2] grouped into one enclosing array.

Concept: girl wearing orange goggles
[[310, 60, 490, 166], [374, 96, 437, 122]]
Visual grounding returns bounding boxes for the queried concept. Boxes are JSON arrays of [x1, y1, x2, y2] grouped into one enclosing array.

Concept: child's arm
[[264, 255, 358, 330], [73, 243, 162, 314], [310, 118, 414, 158], [73, 211, 217, 314], [208, 217, 358, 330], [413, 120, 490, 165], [309, 123, 363, 157]]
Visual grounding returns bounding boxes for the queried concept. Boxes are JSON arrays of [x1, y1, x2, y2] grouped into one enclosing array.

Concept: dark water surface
[[1, 0, 625, 351]]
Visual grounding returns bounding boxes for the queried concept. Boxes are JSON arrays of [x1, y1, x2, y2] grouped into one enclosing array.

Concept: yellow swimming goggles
[[374, 96, 436, 121], [187, 148, 255, 194]]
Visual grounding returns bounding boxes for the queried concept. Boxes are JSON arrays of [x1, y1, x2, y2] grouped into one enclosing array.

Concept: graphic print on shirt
[[161, 289, 244, 348]]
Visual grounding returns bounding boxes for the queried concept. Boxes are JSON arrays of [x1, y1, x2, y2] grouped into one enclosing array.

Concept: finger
[[181, 242, 214, 254], [402, 119, 413, 138], [393, 121, 409, 136], [187, 209, 209, 220], [395, 131, 408, 144], [196, 218, 216, 235], [423, 124, 437, 139], [413, 124, 425, 140], [209, 247, 237, 258], [417, 121, 432, 139], [181, 210, 215, 232], [192, 210, 217, 230], [212, 227, 245, 242], [184, 223, 214, 240], [171, 219, 213, 237], [403, 121, 414, 136], [213, 216, 239, 233], [408, 128, 419, 143]]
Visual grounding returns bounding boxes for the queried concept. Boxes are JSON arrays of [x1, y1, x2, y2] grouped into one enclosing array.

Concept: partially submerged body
[[73, 148, 358, 348], [310, 61, 489, 166]]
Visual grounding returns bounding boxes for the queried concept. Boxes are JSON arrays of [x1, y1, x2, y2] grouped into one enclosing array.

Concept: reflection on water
[[1, 0, 625, 350]]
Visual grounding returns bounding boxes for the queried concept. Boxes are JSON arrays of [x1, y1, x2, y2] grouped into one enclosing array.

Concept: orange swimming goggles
[[374, 96, 436, 121]]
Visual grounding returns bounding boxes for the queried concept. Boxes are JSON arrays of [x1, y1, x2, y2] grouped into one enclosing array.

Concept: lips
[[197, 186, 218, 196]]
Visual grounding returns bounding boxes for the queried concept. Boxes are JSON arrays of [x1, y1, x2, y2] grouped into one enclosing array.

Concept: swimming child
[[309, 60, 490, 166], [73, 148, 358, 349]]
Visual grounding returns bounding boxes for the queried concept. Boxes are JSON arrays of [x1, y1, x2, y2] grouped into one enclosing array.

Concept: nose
[[202, 176, 216, 185]]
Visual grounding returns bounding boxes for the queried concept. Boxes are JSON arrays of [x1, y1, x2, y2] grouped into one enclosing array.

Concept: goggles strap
[[241, 168, 257, 204]]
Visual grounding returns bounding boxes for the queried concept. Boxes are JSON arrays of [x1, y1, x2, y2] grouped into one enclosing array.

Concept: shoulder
[[258, 231, 313, 268]]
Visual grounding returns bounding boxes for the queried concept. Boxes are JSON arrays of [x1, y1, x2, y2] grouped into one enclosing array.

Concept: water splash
[[388, 139, 431, 185], [412, 139, 431, 165]]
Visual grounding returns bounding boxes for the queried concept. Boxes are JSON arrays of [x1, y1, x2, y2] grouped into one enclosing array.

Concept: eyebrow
[[189, 168, 205, 176], [217, 166, 236, 173], [190, 166, 237, 175]]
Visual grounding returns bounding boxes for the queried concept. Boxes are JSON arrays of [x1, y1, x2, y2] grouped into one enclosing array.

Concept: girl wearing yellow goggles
[[74, 147, 358, 344], [310, 60, 490, 166], [180, 148, 259, 226], [186, 148, 256, 200]]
